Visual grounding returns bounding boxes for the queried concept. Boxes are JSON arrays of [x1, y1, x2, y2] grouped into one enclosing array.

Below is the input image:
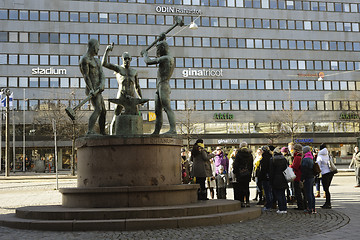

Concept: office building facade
[[1, 0, 360, 169]]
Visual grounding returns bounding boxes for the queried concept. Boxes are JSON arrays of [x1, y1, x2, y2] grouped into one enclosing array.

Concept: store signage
[[182, 68, 223, 78], [294, 139, 314, 143], [31, 67, 67, 75], [217, 139, 239, 144], [214, 113, 234, 120], [155, 6, 201, 15], [297, 72, 324, 78], [339, 112, 359, 120]]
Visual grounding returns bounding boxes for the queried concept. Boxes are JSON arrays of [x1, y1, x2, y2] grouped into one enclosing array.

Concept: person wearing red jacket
[[290, 144, 307, 210]]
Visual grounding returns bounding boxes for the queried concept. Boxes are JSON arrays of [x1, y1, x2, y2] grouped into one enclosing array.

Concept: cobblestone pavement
[[0, 174, 359, 240]]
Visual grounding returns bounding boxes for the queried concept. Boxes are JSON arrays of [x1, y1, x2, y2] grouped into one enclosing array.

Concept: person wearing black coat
[[259, 146, 273, 210], [233, 142, 253, 207], [270, 148, 288, 213]]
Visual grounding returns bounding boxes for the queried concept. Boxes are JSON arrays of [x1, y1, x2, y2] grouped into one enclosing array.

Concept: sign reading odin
[[32, 67, 67, 75], [182, 68, 223, 78], [155, 6, 201, 15]]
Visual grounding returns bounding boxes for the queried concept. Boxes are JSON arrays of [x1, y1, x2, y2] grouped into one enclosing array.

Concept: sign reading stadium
[[32, 67, 67, 75], [155, 6, 201, 15]]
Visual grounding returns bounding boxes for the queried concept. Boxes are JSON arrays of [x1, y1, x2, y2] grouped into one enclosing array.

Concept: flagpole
[[0, 96, 2, 173], [23, 89, 25, 172], [12, 103, 15, 173]]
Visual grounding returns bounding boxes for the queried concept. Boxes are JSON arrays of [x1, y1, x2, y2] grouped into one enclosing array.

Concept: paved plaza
[[0, 172, 359, 240]]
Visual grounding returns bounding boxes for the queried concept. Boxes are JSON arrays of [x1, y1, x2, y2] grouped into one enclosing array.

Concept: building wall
[[0, 0, 360, 149]]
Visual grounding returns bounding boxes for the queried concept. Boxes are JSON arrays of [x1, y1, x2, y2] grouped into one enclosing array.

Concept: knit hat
[[302, 146, 311, 154], [293, 144, 303, 153], [281, 147, 288, 153], [240, 142, 247, 148]]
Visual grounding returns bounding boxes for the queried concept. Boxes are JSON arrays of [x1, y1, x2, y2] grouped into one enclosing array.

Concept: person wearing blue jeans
[[262, 180, 273, 210]]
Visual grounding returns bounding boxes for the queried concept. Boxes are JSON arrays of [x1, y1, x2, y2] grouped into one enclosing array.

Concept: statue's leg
[[152, 91, 162, 135], [110, 105, 123, 135], [99, 96, 106, 135], [159, 85, 176, 134], [87, 96, 100, 135]]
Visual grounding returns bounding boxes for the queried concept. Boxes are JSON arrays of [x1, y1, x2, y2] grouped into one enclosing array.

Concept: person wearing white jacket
[[316, 143, 334, 209]]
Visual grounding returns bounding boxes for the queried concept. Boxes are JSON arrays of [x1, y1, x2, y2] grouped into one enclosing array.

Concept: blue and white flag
[[1, 93, 13, 108]]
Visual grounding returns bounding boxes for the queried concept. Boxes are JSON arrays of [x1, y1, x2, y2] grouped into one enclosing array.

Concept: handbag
[[283, 166, 296, 182], [313, 161, 321, 176], [328, 156, 338, 174]]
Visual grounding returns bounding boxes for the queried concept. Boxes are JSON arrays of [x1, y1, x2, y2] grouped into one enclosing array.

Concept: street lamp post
[[1, 88, 11, 177]]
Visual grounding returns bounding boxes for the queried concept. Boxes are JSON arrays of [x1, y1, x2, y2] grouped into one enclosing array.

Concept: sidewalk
[[0, 175, 359, 239]]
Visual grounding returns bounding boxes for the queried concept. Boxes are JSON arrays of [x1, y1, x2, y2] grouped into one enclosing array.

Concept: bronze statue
[[141, 33, 176, 135], [102, 44, 143, 134], [79, 39, 106, 135]]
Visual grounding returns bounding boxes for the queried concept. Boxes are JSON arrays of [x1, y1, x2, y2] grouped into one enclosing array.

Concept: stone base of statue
[[62, 136, 197, 207], [115, 115, 143, 136], [0, 135, 261, 231]]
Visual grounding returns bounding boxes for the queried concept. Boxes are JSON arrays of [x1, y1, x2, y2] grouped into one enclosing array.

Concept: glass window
[[239, 80, 247, 89], [211, 38, 219, 47], [60, 78, 69, 88], [128, 14, 136, 24], [299, 81, 306, 90], [196, 101, 203, 110], [316, 80, 323, 90], [279, 20, 286, 29], [60, 12, 69, 22], [147, 15, 155, 24], [249, 101, 257, 110], [267, 101, 274, 110], [246, 39, 254, 48], [336, 22, 344, 32], [222, 79, 230, 89], [256, 60, 264, 69], [205, 101, 212, 110], [69, 12, 79, 22], [39, 77, 49, 87], [274, 80, 281, 89], [231, 101, 239, 110], [258, 101, 266, 110], [308, 81, 315, 90], [317, 101, 324, 110], [29, 55, 38, 64], [324, 81, 331, 90], [70, 78, 79, 88], [248, 80, 256, 89], [50, 55, 59, 65], [176, 79, 184, 89], [272, 40, 279, 48], [50, 78, 59, 87], [320, 22, 327, 31], [240, 101, 248, 110], [275, 101, 282, 110], [332, 81, 340, 90], [204, 79, 212, 89], [288, 20, 295, 29], [30, 11, 39, 20], [328, 22, 336, 31], [283, 80, 290, 89], [29, 77, 38, 87]]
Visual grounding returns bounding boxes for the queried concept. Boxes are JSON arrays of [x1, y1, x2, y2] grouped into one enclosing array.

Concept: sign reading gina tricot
[[182, 68, 223, 78], [155, 6, 201, 15], [31, 67, 67, 75]]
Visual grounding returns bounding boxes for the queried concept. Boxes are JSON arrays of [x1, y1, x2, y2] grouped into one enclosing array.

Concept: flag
[[148, 112, 156, 122], [1, 93, 13, 108]]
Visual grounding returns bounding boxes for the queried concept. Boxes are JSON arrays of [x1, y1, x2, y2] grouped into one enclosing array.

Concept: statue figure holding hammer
[[141, 33, 176, 135], [79, 39, 106, 135], [102, 43, 142, 135]]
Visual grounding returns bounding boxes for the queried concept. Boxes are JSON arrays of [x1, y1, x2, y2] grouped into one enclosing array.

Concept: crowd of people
[[181, 139, 341, 214]]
